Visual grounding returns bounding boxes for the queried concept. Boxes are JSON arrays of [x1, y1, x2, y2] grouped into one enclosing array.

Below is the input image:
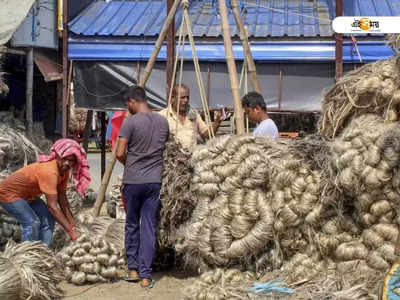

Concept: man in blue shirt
[[241, 92, 278, 139]]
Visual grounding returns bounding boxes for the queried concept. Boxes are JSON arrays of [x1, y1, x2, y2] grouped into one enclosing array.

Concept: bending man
[[117, 86, 169, 288], [0, 138, 91, 245]]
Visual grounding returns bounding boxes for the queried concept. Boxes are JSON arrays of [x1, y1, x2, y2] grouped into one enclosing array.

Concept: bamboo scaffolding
[[230, 0, 261, 94], [218, 0, 245, 134], [92, 0, 182, 217]]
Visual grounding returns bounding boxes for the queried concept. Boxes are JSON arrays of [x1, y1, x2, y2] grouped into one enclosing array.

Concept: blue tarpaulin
[[68, 39, 396, 62]]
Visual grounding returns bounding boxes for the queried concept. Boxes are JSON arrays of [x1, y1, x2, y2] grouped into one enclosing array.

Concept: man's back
[[119, 112, 169, 184]]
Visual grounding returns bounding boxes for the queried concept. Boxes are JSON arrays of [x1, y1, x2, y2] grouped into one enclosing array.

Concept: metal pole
[[218, 0, 245, 134], [92, 0, 182, 217], [26, 48, 34, 137], [82, 110, 93, 154], [166, 0, 176, 99], [335, 0, 343, 81], [100, 112, 106, 179], [62, 0, 68, 137], [230, 0, 261, 93]]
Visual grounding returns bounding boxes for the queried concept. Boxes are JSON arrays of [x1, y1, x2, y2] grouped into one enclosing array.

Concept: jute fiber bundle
[[183, 268, 257, 300], [0, 46, 8, 95], [318, 56, 400, 138], [177, 135, 325, 272], [387, 34, 400, 55], [58, 233, 125, 285], [68, 99, 87, 132], [0, 123, 39, 181], [0, 240, 64, 300]]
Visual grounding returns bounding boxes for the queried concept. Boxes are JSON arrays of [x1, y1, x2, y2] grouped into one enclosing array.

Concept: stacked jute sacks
[[57, 214, 126, 285], [0, 240, 64, 300]]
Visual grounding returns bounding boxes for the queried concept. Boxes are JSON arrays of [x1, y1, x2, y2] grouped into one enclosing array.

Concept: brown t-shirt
[[0, 160, 69, 203]]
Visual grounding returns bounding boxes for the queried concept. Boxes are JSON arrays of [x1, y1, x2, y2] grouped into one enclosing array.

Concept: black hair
[[123, 86, 146, 103], [241, 92, 266, 111]]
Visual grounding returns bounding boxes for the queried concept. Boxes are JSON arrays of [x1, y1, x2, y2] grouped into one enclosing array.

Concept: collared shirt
[[159, 107, 208, 149]]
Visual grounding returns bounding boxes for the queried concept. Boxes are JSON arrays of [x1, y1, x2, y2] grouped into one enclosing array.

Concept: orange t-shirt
[[0, 160, 69, 203]]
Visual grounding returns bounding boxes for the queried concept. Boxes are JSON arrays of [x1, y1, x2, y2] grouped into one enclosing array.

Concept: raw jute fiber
[[318, 56, 400, 138], [58, 233, 125, 285], [176, 134, 326, 273], [0, 240, 64, 300]]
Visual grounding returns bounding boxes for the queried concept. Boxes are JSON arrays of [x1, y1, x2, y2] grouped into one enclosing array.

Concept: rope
[[182, 8, 214, 139], [239, 60, 249, 133]]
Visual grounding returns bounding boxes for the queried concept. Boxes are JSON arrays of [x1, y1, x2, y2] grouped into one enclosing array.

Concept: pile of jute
[[177, 114, 400, 298], [0, 240, 64, 300], [318, 55, 400, 138]]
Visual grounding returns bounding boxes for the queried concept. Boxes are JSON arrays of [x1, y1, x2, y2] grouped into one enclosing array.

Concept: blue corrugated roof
[[69, 0, 400, 38]]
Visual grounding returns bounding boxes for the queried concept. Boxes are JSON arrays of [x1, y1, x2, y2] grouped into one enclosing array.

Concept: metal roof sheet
[[69, 0, 400, 38]]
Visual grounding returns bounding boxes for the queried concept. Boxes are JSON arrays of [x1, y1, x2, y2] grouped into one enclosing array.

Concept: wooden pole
[[166, 0, 176, 98], [278, 70, 283, 110], [26, 48, 34, 137], [92, 0, 182, 217], [136, 61, 141, 84], [82, 110, 93, 153], [100, 111, 106, 179], [62, 0, 68, 137], [335, 0, 343, 80], [218, 0, 245, 134], [206, 63, 211, 106], [230, 0, 261, 94]]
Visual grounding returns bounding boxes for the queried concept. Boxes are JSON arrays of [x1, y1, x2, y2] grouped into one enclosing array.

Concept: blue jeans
[[123, 183, 161, 279], [0, 198, 55, 246]]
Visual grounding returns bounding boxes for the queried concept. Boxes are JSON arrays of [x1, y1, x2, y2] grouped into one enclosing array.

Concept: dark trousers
[[123, 183, 161, 279]]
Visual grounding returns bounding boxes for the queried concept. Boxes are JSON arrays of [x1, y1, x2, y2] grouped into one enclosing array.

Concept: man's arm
[[46, 194, 79, 239], [116, 137, 129, 165], [58, 190, 75, 227]]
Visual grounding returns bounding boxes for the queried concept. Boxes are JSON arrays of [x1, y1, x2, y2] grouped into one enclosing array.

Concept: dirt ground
[[61, 270, 195, 300]]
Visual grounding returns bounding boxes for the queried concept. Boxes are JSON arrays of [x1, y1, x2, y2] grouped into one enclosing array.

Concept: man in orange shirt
[[0, 138, 91, 246]]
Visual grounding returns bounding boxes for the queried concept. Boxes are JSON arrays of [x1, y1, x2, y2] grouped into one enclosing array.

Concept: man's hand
[[215, 110, 223, 124], [69, 227, 82, 241]]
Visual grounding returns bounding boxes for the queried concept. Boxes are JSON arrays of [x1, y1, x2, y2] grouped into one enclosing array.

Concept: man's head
[[241, 92, 267, 122], [123, 86, 147, 114], [171, 84, 190, 114], [56, 153, 76, 174]]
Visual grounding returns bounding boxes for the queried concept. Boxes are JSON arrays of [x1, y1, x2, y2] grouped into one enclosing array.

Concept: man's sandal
[[124, 271, 140, 282], [140, 278, 155, 289]]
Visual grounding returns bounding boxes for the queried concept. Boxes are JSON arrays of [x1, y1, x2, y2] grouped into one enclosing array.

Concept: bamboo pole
[[92, 0, 182, 217], [218, 0, 245, 134], [230, 0, 260, 94]]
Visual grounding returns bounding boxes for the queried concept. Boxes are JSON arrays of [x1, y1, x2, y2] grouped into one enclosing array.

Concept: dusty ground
[[61, 270, 194, 300], [61, 154, 193, 300]]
